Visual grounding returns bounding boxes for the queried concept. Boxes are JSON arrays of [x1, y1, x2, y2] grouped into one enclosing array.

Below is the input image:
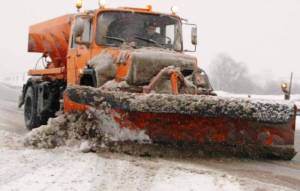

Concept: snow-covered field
[[0, 83, 299, 191], [216, 91, 300, 101]]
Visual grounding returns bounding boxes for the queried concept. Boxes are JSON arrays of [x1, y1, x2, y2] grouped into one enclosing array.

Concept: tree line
[[208, 54, 300, 95]]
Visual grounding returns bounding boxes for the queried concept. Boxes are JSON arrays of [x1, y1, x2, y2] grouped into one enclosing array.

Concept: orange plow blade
[[64, 86, 297, 160]]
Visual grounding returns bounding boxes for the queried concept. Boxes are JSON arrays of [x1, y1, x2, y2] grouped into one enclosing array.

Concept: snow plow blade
[[64, 86, 297, 160]]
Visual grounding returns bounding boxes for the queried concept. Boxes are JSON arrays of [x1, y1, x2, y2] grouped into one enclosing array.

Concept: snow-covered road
[[0, 83, 299, 191]]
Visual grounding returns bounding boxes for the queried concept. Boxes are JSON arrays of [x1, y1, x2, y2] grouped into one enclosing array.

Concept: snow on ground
[[0, 83, 299, 191], [0, 143, 296, 191], [0, 147, 245, 191]]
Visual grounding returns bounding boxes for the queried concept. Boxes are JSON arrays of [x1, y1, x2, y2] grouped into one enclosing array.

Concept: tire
[[24, 87, 42, 130]]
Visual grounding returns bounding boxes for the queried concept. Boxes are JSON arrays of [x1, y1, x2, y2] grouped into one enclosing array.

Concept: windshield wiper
[[135, 36, 164, 48], [103, 36, 125, 43]]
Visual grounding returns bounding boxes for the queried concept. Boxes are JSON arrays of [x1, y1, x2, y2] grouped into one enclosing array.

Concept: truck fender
[[18, 77, 42, 108]]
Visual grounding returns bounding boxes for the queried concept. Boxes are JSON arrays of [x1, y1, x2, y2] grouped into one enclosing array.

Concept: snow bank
[[216, 91, 300, 101]]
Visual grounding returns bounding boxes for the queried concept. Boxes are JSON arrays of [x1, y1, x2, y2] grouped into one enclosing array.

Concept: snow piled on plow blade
[[88, 107, 151, 143], [66, 86, 295, 124], [24, 109, 151, 150]]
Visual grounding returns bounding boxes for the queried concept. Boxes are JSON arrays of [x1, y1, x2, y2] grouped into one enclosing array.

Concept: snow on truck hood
[[126, 48, 197, 85]]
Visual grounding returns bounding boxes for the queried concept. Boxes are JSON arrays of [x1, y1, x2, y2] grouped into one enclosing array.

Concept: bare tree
[[209, 53, 300, 95], [209, 54, 258, 93]]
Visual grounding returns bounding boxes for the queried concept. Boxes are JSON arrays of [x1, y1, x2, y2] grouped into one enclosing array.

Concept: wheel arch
[[19, 77, 42, 108]]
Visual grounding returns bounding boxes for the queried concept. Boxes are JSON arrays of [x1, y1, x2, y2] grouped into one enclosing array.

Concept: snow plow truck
[[19, 2, 297, 160]]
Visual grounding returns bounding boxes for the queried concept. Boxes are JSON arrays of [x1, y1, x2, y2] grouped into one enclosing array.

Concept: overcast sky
[[0, 0, 299, 82]]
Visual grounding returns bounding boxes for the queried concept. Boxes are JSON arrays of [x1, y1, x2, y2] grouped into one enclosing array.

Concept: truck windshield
[[96, 12, 182, 51]]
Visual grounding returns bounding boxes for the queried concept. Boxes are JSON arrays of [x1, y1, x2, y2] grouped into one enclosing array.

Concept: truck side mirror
[[183, 23, 197, 52], [191, 27, 197, 45]]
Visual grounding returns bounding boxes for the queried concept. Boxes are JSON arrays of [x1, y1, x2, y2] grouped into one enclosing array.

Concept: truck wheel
[[24, 87, 41, 130]]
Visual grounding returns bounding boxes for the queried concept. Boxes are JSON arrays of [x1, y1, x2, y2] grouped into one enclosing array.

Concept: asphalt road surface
[[0, 83, 299, 191]]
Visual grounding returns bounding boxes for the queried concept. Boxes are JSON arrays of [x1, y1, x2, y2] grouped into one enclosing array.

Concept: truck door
[[67, 16, 92, 85]]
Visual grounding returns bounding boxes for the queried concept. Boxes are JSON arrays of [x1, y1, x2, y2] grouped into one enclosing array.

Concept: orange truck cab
[[19, 5, 199, 130]]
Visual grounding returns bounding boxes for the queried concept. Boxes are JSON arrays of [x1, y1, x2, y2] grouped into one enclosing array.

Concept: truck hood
[[126, 48, 197, 85]]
